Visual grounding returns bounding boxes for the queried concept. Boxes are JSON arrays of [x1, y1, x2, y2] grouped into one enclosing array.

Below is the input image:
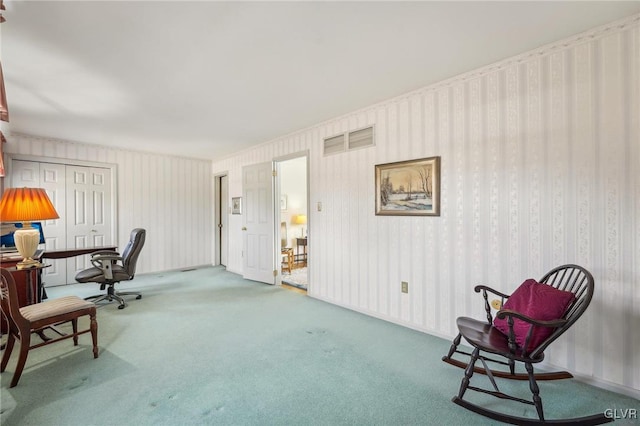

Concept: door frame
[[6, 154, 119, 245], [213, 172, 229, 266]]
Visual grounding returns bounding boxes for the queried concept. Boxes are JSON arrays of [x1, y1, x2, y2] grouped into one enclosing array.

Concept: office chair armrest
[[90, 253, 123, 280], [90, 253, 123, 264], [90, 250, 121, 258]]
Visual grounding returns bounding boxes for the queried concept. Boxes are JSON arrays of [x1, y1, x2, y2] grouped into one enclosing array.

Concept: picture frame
[[375, 156, 440, 216], [231, 197, 242, 215], [280, 194, 288, 211]]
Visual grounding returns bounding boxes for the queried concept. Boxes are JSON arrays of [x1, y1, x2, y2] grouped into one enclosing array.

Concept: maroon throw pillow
[[494, 279, 576, 350]]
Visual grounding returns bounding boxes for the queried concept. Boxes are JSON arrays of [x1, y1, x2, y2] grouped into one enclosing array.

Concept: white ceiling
[[2, 1, 639, 160]]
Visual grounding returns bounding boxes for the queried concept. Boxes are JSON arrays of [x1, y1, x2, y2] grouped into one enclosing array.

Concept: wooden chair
[[280, 222, 293, 274], [1, 268, 98, 388], [281, 248, 294, 274], [442, 264, 611, 425]]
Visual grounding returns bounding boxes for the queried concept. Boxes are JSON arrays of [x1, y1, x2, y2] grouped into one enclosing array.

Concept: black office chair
[[75, 228, 146, 310]]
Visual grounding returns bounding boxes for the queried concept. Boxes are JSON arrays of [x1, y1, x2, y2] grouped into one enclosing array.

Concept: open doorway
[[278, 155, 308, 290], [214, 173, 229, 267]]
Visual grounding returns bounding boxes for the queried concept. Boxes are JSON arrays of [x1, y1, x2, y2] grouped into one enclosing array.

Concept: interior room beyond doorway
[[279, 156, 307, 290]]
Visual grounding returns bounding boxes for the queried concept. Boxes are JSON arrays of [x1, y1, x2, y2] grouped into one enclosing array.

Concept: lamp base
[[14, 227, 41, 269], [16, 258, 42, 270]]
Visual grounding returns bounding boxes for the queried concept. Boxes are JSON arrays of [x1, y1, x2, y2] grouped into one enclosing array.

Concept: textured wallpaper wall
[[4, 136, 213, 275], [213, 14, 639, 394], [3, 13, 636, 396]]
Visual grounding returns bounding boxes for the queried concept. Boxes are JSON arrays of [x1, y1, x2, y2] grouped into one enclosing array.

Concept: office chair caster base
[[85, 290, 137, 310]]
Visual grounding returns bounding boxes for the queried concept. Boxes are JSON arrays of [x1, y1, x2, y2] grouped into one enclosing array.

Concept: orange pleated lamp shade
[[0, 187, 60, 222]]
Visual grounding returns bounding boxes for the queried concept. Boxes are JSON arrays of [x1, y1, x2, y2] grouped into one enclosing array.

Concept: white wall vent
[[324, 125, 375, 156], [323, 134, 346, 155], [348, 126, 374, 150]]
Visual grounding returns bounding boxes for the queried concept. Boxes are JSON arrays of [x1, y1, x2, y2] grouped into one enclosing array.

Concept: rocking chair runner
[[442, 264, 611, 425]]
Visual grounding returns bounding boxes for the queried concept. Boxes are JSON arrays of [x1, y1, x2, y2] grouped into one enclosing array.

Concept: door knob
[[242, 227, 247, 231]]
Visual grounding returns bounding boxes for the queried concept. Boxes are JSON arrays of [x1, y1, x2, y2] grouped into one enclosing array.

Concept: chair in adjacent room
[[441, 264, 611, 425], [75, 228, 146, 310], [280, 221, 293, 274], [281, 248, 294, 274], [0, 268, 98, 388]]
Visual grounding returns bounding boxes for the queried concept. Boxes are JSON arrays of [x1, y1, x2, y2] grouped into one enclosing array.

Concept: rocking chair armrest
[[475, 285, 511, 325], [474, 285, 511, 299], [496, 309, 568, 328]]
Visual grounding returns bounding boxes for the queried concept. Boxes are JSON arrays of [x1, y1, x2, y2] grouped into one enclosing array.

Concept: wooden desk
[[1, 251, 45, 306], [3, 264, 49, 305], [42, 245, 117, 259], [1, 255, 47, 333], [296, 237, 307, 265]]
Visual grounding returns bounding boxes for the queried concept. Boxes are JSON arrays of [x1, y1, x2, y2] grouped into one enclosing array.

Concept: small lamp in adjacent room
[[292, 214, 307, 237], [0, 187, 59, 268]]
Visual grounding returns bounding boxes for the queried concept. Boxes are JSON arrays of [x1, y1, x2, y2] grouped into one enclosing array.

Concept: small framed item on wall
[[375, 156, 440, 216], [232, 197, 242, 215]]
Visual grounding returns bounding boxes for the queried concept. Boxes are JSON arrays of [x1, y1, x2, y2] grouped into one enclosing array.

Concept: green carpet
[[1, 266, 637, 425]]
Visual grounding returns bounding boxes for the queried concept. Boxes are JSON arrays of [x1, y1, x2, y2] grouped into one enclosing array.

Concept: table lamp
[[292, 214, 307, 237], [0, 187, 59, 268]]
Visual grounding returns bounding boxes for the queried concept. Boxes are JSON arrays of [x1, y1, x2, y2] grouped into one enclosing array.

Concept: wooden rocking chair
[[442, 264, 611, 425]]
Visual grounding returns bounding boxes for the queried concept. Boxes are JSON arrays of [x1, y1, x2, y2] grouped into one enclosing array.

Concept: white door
[[11, 160, 67, 286], [39, 163, 68, 286], [65, 165, 113, 280], [11, 159, 40, 187], [39, 163, 67, 252], [242, 162, 275, 284], [9, 159, 115, 286]]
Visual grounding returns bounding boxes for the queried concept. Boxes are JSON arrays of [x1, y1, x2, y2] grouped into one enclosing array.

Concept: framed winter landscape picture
[[375, 156, 440, 216]]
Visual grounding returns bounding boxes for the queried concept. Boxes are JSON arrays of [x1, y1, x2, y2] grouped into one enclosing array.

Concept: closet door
[[66, 165, 113, 280], [9, 159, 115, 286], [10, 161, 68, 286], [10, 160, 40, 187], [39, 163, 67, 251], [39, 163, 68, 286]]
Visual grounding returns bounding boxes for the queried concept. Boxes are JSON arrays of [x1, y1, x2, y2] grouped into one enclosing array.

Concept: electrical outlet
[[401, 281, 409, 293]]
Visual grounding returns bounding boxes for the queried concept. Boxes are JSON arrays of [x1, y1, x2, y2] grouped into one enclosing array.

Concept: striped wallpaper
[[212, 14, 640, 395], [4, 135, 213, 275], [2, 13, 637, 397]]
